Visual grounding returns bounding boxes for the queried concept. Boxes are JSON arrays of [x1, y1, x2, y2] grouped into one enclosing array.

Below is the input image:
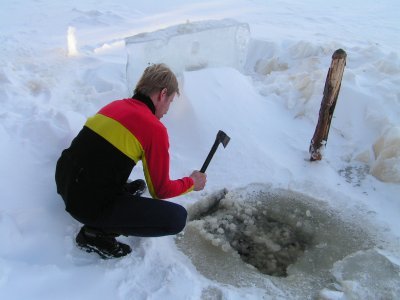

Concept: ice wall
[[124, 19, 250, 91]]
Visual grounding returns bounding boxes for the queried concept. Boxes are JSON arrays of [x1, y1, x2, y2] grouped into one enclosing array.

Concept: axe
[[200, 130, 230, 173]]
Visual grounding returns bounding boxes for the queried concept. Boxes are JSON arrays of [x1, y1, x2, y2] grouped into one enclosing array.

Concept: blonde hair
[[134, 63, 180, 97]]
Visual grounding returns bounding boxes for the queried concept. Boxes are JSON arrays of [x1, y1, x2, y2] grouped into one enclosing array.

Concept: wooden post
[[309, 49, 347, 161]]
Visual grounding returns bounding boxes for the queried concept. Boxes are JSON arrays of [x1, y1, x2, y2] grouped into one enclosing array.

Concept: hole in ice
[[193, 195, 311, 277], [231, 219, 308, 277], [176, 184, 376, 297]]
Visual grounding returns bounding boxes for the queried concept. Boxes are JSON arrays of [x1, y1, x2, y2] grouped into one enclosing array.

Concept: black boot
[[124, 179, 147, 196], [76, 226, 131, 259]]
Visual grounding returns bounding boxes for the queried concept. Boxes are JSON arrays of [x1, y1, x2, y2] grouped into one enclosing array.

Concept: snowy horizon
[[1, 1, 399, 299]]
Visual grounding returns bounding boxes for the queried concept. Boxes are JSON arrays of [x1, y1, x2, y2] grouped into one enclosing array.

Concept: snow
[[1, 0, 400, 299]]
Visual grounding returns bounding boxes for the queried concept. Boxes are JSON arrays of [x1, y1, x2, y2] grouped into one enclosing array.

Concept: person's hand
[[190, 170, 207, 191]]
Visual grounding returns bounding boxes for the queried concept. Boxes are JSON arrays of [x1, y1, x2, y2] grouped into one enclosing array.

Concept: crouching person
[[55, 64, 206, 258]]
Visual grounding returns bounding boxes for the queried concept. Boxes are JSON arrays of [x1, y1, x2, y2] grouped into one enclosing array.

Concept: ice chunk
[[186, 189, 228, 221], [370, 126, 400, 183], [67, 26, 79, 57], [124, 19, 250, 90], [330, 249, 400, 299]]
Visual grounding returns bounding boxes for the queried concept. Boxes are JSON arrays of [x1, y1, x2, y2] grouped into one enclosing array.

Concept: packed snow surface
[[1, 0, 400, 299]]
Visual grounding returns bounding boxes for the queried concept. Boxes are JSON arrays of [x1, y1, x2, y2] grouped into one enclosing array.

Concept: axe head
[[217, 130, 230, 148], [200, 130, 231, 173]]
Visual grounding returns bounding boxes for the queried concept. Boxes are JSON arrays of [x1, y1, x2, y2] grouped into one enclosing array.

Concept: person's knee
[[168, 205, 187, 235]]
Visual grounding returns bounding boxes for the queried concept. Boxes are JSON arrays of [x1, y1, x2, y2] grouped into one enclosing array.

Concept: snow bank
[[126, 17, 400, 184], [244, 38, 400, 184]]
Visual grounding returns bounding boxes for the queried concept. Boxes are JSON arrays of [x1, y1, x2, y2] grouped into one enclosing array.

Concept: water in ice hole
[[195, 195, 310, 277]]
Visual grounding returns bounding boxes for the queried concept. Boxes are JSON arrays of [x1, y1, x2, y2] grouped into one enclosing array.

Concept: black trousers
[[55, 151, 187, 237], [81, 194, 188, 237]]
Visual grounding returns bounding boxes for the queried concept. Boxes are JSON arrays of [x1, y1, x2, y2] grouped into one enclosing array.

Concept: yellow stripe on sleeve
[[141, 155, 157, 199]]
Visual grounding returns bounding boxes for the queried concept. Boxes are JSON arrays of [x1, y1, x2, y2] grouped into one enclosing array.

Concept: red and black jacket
[[64, 93, 194, 201], [85, 95, 193, 199]]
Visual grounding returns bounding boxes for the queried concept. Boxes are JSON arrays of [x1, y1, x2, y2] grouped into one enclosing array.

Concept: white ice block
[[125, 19, 250, 91]]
